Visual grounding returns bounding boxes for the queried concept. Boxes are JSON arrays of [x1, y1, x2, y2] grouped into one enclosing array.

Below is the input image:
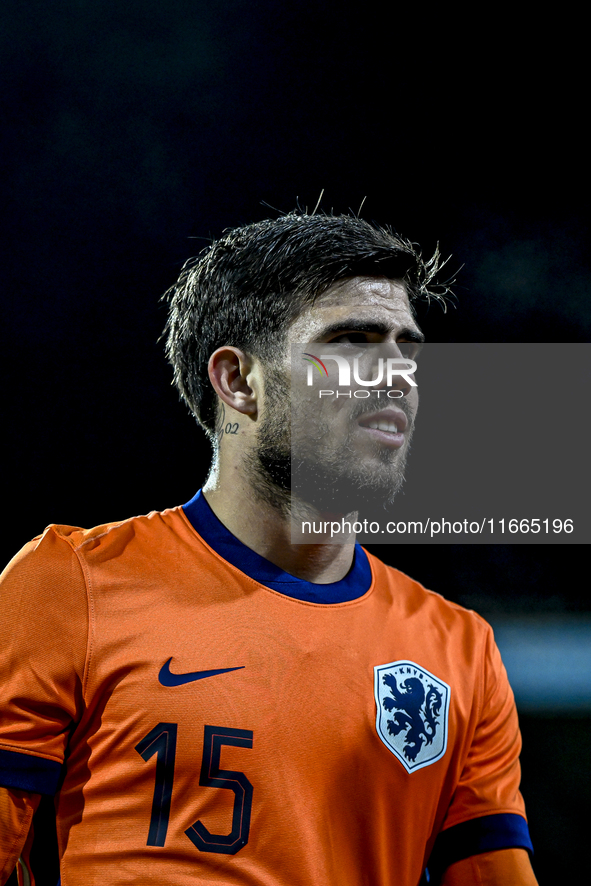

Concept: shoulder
[[365, 548, 492, 639], [0, 506, 196, 593], [49, 506, 185, 552], [364, 549, 499, 698]]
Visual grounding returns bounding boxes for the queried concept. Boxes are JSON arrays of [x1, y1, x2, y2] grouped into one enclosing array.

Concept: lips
[[355, 408, 409, 450], [357, 408, 408, 435]]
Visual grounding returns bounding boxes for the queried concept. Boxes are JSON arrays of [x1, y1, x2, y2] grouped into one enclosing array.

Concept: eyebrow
[[315, 319, 425, 344]]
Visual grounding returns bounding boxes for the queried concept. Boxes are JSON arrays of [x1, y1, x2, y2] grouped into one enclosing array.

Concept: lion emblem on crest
[[382, 674, 442, 761], [374, 661, 450, 772]]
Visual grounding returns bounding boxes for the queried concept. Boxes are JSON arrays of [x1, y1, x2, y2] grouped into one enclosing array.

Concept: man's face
[[252, 276, 423, 513]]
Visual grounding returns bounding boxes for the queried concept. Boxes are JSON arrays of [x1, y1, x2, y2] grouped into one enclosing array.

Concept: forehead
[[287, 276, 419, 341]]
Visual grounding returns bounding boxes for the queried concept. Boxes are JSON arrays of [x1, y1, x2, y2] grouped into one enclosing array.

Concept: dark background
[[2, 2, 589, 883]]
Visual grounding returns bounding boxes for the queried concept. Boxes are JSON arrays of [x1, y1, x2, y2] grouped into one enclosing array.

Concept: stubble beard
[[247, 366, 414, 518]]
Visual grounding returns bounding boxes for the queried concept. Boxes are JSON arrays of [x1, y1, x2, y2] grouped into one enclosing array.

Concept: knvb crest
[[374, 660, 450, 773]]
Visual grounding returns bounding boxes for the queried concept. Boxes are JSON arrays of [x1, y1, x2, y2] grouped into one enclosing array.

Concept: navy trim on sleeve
[[182, 489, 372, 604], [0, 747, 63, 795], [427, 812, 533, 880]]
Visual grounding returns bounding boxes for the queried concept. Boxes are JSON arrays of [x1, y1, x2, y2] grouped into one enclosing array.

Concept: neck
[[202, 469, 356, 584]]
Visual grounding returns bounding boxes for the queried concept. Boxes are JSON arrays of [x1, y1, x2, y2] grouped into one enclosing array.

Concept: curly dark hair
[[163, 211, 451, 436]]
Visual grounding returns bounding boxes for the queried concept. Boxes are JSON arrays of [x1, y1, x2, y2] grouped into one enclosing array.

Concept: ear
[[207, 346, 259, 416]]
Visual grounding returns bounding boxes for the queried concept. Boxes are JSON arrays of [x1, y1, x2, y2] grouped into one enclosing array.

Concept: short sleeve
[[0, 527, 89, 795], [428, 623, 533, 875]]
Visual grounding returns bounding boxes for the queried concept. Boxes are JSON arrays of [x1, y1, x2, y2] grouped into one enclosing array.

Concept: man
[[1, 212, 537, 885]]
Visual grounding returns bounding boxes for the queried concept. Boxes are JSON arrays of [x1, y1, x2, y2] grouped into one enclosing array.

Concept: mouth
[[357, 409, 408, 449]]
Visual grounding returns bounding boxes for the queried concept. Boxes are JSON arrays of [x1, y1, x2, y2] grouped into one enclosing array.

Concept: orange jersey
[[0, 491, 532, 885]]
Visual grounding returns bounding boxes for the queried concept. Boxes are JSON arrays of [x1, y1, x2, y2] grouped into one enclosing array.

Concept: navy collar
[[182, 490, 372, 604]]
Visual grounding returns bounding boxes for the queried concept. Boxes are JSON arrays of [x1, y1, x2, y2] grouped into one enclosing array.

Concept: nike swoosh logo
[[158, 657, 245, 687]]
